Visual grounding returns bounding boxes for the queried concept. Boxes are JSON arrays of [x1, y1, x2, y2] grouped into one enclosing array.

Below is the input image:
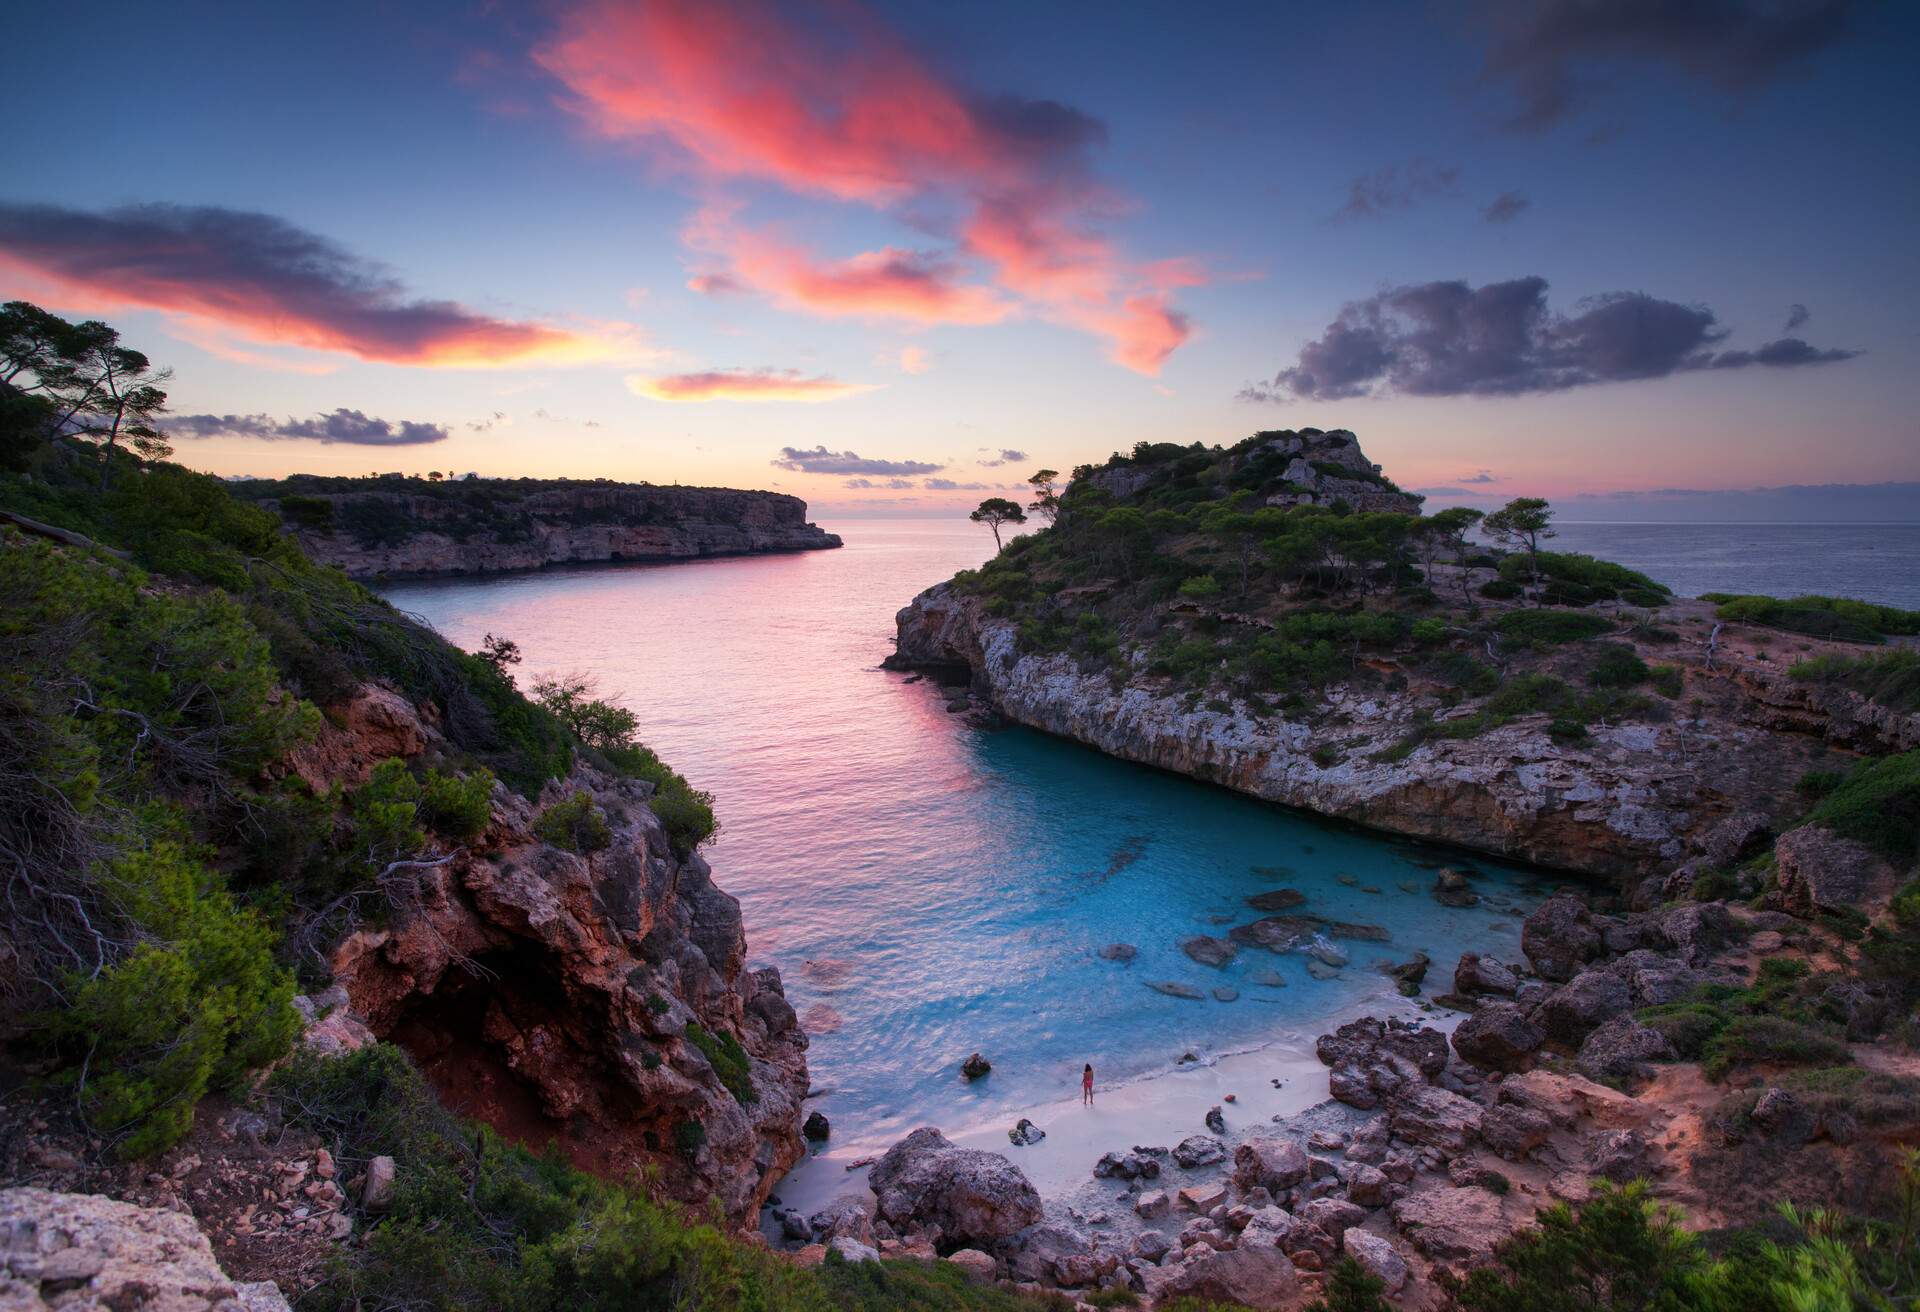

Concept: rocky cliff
[[289, 686, 809, 1226], [241, 478, 841, 579]]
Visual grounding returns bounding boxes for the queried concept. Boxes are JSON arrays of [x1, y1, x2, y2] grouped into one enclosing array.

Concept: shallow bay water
[[383, 520, 1561, 1161]]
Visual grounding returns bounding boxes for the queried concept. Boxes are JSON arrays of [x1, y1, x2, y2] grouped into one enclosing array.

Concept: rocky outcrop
[[1, 1187, 290, 1311], [867, 1128, 1043, 1248], [315, 689, 807, 1228], [1774, 824, 1899, 918], [259, 481, 840, 579], [888, 581, 1849, 880]]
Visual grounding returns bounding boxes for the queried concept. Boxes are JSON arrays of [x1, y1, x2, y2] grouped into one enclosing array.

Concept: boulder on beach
[[1172, 1134, 1227, 1168], [803, 1111, 831, 1140], [1232, 1136, 1309, 1192], [1205, 1104, 1227, 1134], [1008, 1118, 1045, 1147], [1451, 1002, 1545, 1072], [869, 1127, 1042, 1247]]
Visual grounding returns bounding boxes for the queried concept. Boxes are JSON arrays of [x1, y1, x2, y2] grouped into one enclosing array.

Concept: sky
[[2, 0, 1917, 519]]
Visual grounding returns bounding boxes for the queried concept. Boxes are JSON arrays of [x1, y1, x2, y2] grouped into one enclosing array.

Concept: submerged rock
[[1097, 943, 1139, 962], [1146, 980, 1207, 1000], [1181, 935, 1238, 967], [1247, 888, 1307, 911]]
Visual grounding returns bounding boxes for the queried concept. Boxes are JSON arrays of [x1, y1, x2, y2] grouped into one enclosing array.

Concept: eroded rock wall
[[304, 689, 807, 1227], [891, 584, 1908, 882]]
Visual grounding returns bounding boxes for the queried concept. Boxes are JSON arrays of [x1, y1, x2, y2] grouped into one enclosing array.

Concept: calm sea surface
[[381, 518, 1917, 1150]]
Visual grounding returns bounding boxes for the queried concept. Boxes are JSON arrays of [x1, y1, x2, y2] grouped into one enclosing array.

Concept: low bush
[[685, 1021, 756, 1104], [1587, 644, 1650, 689], [532, 791, 612, 855], [1788, 649, 1920, 711], [1496, 610, 1614, 645], [1701, 1015, 1851, 1081], [1802, 750, 1920, 863], [1710, 593, 1920, 643]]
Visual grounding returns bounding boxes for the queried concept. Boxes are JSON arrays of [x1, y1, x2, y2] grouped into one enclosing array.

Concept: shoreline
[[767, 980, 1452, 1226]]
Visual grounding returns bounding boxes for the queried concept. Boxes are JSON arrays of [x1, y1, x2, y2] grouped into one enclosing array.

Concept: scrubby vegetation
[[0, 303, 722, 1167], [1802, 750, 1920, 863], [1789, 649, 1920, 712], [271, 1042, 1105, 1312], [1705, 593, 1920, 644]]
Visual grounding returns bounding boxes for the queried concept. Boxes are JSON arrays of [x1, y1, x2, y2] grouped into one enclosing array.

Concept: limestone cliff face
[[295, 688, 807, 1227], [266, 483, 840, 579], [890, 584, 1913, 882]]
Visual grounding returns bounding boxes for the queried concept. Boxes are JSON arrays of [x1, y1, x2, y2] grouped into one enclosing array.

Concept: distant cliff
[[232, 475, 841, 579]]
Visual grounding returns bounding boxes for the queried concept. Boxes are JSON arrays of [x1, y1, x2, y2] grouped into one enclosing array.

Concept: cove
[[381, 520, 1556, 1183]]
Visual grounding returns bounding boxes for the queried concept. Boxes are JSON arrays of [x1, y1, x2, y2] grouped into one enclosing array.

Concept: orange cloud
[[685, 208, 1010, 326], [536, 0, 1200, 373], [0, 202, 624, 368], [627, 368, 879, 403]]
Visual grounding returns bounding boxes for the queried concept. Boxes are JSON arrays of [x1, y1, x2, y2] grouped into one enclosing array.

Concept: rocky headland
[[233, 475, 841, 579], [889, 429, 1919, 882]]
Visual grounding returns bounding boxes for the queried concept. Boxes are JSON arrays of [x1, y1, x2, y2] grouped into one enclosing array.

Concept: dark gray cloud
[[844, 476, 917, 490], [1784, 303, 1810, 332], [925, 478, 994, 491], [1483, 192, 1531, 223], [1240, 275, 1860, 401], [977, 447, 1030, 467], [0, 201, 586, 364], [170, 409, 451, 445], [1460, 470, 1499, 484], [1334, 158, 1460, 222], [1478, 0, 1860, 131], [773, 445, 944, 475], [1707, 336, 1859, 369]]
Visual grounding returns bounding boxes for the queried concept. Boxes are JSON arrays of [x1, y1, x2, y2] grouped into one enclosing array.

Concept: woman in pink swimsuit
[[1082, 1063, 1095, 1106]]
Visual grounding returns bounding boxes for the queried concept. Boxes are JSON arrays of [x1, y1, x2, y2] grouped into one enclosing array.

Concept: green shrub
[[532, 791, 612, 855], [51, 843, 297, 1157], [1480, 578, 1522, 599], [1788, 649, 1920, 711], [1648, 664, 1684, 697], [420, 767, 495, 842], [1178, 573, 1222, 600], [1701, 1015, 1850, 1081], [1588, 644, 1650, 688], [684, 1022, 756, 1104], [1411, 617, 1450, 645], [1456, 1181, 1729, 1312], [601, 741, 719, 855], [1637, 1002, 1729, 1060], [1802, 751, 1920, 863], [1496, 610, 1613, 645], [276, 493, 334, 528], [1307, 1257, 1391, 1312], [1712, 593, 1920, 643]]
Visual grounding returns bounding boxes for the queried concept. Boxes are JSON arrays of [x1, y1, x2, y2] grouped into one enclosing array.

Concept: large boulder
[[1535, 968, 1633, 1046], [1454, 953, 1520, 997], [1656, 902, 1734, 964], [0, 1187, 293, 1311], [1232, 1137, 1310, 1193], [1390, 1186, 1511, 1264], [1388, 1086, 1484, 1156], [1775, 825, 1899, 919], [868, 1128, 1042, 1247], [1451, 1003, 1544, 1071], [808, 1193, 876, 1244], [1344, 1230, 1410, 1293], [1172, 1134, 1227, 1168], [1479, 1104, 1554, 1160], [1317, 1017, 1448, 1110], [1145, 1214, 1302, 1310], [1575, 1014, 1675, 1084], [1522, 897, 1601, 982]]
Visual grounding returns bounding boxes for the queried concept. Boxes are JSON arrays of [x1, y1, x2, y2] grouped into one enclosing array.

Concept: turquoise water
[[383, 521, 1558, 1150]]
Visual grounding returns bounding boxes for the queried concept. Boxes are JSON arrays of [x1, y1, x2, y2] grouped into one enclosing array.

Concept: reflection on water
[[384, 520, 1561, 1149]]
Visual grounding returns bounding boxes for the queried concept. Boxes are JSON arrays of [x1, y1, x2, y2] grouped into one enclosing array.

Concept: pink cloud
[[627, 367, 878, 402], [535, 0, 1199, 372]]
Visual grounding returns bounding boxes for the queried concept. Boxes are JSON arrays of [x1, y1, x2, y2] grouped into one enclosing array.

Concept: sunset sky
[[3, 0, 1916, 517]]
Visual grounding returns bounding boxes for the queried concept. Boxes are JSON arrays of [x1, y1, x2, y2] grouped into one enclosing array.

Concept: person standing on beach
[[1082, 1063, 1095, 1106]]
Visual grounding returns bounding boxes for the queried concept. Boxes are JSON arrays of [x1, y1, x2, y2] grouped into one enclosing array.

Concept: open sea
[[381, 518, 1920, 1157]]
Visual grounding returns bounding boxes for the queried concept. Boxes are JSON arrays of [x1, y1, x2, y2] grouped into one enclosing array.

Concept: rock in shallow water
[[1146, 980, 1206, 1000], [960, 1052, 992, 1080]]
